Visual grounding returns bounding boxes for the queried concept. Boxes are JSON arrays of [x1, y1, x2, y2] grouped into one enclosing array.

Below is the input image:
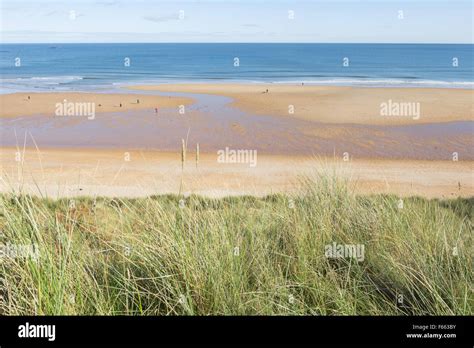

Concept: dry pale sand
[[1, 147, 472, 199], [129, 84, 474, 125], [0, 92, 193, 118]]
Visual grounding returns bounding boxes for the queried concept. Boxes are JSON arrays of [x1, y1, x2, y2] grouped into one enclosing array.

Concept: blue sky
[[1, 0, 472, 43]]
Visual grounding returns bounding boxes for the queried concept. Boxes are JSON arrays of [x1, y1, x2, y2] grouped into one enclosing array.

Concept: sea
[[0, 43, 472, 93]]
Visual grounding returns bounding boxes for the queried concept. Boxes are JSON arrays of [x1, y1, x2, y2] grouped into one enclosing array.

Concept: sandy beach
[[1, 147, 472, 199], [1, 85, 473, 199], [129, 84, 474, 125], [0, 92, 193, 118], [1, 86, 472, 126]]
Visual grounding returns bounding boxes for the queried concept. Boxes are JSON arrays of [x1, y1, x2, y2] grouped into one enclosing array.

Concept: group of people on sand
[[113, 99, 160, 112], [114, 98, 160, 113], [26, 95, 160, 113]]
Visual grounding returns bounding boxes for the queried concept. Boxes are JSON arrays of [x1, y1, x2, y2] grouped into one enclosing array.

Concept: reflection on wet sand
[[1, 89, 472, 199], [1, 91, 473, 160]]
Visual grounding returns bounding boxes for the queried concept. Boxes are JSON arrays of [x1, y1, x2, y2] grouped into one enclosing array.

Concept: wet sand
[[1, 85, 472, 199], [2, 113, 473, 161], [2, 98, 472, 160], [129, 84, 474, 125], [1, 147, 472, 199], [0, 92, 193, 118]]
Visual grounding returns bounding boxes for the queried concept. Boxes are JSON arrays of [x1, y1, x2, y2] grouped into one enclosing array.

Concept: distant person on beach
[[119, 103, 122, 107], [27, 96, 30, 100], [154, 107, 158, 114], [137, 99, 140, 104]]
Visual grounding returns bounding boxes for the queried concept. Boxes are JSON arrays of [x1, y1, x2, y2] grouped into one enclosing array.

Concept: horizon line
[[2, 42, 473, 45]]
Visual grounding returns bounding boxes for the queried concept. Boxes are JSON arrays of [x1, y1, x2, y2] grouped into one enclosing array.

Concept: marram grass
[[0, 176, 472, 315]]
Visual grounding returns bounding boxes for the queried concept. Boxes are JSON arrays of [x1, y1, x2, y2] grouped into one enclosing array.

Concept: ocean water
[[0, 43, 472, 93]]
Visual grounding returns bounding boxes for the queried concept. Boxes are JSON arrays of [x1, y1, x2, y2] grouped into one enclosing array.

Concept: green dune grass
[[0, 176, 472, 315]]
